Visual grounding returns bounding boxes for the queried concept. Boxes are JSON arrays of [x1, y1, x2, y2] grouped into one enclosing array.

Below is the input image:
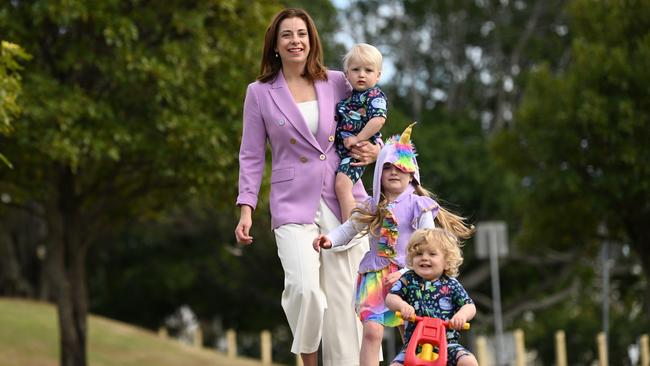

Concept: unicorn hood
[[371, 122, 420, 205]]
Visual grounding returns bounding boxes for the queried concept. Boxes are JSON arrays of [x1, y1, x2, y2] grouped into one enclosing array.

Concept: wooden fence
[[160, 326, 650, 366]]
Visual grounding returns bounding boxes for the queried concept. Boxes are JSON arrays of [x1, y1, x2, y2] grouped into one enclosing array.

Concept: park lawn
[[0, 298, 283, 366]]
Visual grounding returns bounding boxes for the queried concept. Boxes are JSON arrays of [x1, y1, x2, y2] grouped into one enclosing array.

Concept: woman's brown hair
[[258, 8, 328, 83]]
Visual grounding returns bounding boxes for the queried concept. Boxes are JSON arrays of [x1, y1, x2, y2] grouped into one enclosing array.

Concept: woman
[[234, 8, 380, 366]]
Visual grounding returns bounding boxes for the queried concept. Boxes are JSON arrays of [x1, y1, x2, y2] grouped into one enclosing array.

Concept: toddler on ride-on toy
[[386, 228, 478, 366]]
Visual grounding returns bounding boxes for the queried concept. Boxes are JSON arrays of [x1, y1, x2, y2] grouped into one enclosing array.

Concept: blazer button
[[290, 138, 297, 144], [300, 156, 308, 163], [319, 154, 326, 161], [328, 135, 334, 142]]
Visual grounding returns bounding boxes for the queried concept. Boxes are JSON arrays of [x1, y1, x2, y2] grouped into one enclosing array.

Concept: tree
[[0, 40, 30, 168], [0, 40, 33, 297], [344, 0, 569, 125], [0, 1, 280, 365], [492, 0, 650, 361]]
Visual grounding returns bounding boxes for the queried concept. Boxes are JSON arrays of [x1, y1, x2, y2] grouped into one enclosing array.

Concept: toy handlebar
[[395, 311, 470, 330], [395, 311, 471, 365]]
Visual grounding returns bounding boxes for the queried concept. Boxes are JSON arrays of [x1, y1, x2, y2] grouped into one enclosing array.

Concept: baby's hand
[[448, 314, 468, 330], [343, 136, 359, 150], [312, 235, 332, 252], [384, 271, 403, 287], [399, 305, 416, 321]]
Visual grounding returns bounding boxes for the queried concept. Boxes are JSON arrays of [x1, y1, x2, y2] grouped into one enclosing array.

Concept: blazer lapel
[[269, 71, 322, 152], [315, 78, 336, 151]]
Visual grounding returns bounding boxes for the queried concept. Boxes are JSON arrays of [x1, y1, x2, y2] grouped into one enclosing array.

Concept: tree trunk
[[640, 247, 650, 317], [46, 166, 89, 366], [626, 223, 650, 317], [0, 207, 48, 298], [623, 209, 650, 317], [0, 221, 26, 296]]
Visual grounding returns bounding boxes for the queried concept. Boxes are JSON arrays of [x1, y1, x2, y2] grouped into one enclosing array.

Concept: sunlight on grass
[[0, 298, 284, 366]]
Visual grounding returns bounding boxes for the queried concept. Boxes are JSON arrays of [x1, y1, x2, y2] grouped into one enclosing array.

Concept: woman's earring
[[275, 52, 279, 58]]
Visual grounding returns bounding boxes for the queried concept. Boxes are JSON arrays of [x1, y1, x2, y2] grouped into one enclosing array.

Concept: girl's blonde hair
[[351, 182, 474, 242], [406, 228, 464, 277], [343, 43, 383, 72]]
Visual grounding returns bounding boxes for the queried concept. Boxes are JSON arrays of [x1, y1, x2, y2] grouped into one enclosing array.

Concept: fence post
[[555, 330, 567, 366], [194, 326, 203, 348], [226, 329, 237, 358], [261, 330, 272, 365], [641, 334, 649, 366], [597, 332, 608, 366], [476, 335, 490, 366], [514, 328, 525, 366]]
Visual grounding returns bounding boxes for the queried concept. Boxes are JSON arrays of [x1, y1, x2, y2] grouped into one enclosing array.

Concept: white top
[[297, 100, 319, 136]]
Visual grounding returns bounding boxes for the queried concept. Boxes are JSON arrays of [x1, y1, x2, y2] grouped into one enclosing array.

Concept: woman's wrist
[[239, 204, 253, 217], [369, 142, 380, 162]]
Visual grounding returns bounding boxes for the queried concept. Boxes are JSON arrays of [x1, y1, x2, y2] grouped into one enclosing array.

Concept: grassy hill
[[0, 298, 286, 366]]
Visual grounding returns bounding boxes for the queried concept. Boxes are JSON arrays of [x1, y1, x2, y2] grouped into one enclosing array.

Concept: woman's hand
[[234, 205, 254, 245], [350, 140, 381, 166], [343, 136, 360, 150]]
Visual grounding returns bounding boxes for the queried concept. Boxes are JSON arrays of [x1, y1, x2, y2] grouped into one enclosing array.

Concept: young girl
[[313, 123, 473, 366], [385, 228, 478, 366]]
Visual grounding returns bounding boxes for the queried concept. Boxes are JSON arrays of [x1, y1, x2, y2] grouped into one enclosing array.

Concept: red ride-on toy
[[396, 312, 470, 366]]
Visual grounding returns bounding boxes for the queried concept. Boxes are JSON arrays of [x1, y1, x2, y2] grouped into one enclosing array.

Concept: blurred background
[[1, 0, 648, 365]]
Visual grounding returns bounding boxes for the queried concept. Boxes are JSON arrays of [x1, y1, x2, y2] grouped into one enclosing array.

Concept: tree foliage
[[344, 0, 569, 125], [0, 40, 30, 168], [0, 1, 280, 365], [492, 0, 650, 362]]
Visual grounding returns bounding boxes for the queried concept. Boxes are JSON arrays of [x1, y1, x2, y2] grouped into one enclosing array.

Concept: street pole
[[477, 221, 508, 366], [490, 229, 505, 366]]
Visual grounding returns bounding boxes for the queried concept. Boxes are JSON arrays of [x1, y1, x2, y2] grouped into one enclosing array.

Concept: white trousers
[[275, 199, 368, 366]]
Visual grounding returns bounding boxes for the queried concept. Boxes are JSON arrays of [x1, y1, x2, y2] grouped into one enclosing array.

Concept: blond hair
[[406, 228, 464, 277], [351, 183, 474, 242], [343, 43, 383, 72]]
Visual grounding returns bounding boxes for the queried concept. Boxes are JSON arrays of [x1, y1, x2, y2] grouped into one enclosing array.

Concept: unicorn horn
[[399, 122, 418, 144]]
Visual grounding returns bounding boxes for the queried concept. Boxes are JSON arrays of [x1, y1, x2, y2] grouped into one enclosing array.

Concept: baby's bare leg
[[335, 172, 355, 221]]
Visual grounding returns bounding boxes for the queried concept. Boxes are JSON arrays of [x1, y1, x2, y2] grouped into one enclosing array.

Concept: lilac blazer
[[237, 70, 369, 229]]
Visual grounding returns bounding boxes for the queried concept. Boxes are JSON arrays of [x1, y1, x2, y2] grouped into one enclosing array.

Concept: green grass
[[0, 298, 284, 366]]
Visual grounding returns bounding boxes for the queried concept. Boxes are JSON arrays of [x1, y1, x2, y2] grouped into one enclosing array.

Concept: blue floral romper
[[389, 271, 475, 366], [335, 86, 388, 182]]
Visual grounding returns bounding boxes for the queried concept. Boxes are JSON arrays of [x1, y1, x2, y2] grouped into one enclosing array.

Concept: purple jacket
[[237, 70, 368, 229]]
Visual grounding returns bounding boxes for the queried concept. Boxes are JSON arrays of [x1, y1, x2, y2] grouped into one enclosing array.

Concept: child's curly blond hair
[[406, 228, 464, 277]]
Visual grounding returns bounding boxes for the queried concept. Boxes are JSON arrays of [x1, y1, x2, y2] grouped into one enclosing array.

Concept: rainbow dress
[[354, 207, 403, 326]]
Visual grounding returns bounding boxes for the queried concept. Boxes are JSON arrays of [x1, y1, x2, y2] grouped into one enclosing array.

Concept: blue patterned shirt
[[390, 272, 473, 345]]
